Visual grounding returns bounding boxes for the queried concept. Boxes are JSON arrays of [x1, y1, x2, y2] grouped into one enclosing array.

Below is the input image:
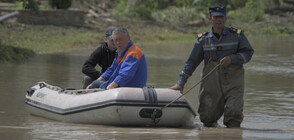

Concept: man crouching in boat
[[86, 27, 148, 90]]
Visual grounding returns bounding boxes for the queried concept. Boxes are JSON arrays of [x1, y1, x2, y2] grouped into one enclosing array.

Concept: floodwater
[[1, 35, 294, 140]]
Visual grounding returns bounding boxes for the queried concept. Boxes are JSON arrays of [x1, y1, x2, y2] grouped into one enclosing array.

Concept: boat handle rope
[[151, 63, 221, 125], [39, 82, 47, 88]]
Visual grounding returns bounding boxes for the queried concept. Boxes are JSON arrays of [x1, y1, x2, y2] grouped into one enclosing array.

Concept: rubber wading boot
[[226, 120, 241, 128], [204, 122, 219, 128]]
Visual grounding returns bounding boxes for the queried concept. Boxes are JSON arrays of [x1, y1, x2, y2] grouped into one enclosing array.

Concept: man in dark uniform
[[170, 5, 254, 128], [81, 26, 117, 89]]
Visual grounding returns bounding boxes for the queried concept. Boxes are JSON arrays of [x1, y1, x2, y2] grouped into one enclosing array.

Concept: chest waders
[[198, 54, 245, 127]]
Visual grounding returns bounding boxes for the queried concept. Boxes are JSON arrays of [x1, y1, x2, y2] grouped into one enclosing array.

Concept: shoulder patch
[[196, 31, 208, 38], [230, 27, 243, 34]]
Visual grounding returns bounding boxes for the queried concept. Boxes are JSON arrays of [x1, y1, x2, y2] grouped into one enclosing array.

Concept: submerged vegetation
[[0, 40, 34, 62]]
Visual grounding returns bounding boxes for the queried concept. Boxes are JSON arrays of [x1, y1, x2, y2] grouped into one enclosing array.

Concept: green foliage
[[260, 25, 294, 35], [48, 0, 72, 9], [113, 0, 155, 19], [227, 0, 247, 10], [190, 0, 247, 12], [113, 0, 196, 20], [21, 0, 39, 12], [112, 0, 256, 22], [112, 0, 132, 18], [152, 6, 203, 27], [132, 0, 158, 19], [0, 41, 35, 62], [227, 0, 265, 23], [197, 0, 248, 10], [15, 1, 24, 9]]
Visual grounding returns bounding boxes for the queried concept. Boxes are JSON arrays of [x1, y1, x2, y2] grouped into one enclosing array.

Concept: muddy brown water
[[1, 35, 294, 139]]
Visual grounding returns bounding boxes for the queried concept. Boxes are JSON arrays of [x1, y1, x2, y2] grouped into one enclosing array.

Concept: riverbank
[[0, 17, 194, 56], [0, 10, 293, 62], [0, 40, 34, 62]]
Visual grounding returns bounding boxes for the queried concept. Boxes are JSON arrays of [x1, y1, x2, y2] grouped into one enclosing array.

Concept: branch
[[0, 11, 19, 23]]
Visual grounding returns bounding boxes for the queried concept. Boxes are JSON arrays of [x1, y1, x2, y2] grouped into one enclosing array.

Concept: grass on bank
[[0, 10, 293, 60], [0, 24, 195, 55], [0, 23, 194, 62], [0, 25, 102, 53]]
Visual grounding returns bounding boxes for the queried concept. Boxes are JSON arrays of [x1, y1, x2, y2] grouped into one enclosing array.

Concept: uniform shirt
[[100, 40, 147, 88], [82, 43, 116, 80], [177, 26, 254, 87]]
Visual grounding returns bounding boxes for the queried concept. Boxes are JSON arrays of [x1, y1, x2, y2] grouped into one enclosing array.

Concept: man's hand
[[106, 81, 119, 90], [97, 77, 105, 81], [220, 56, 231, 67], [169, 84, 184, 94], [86, 84, 91, 89]]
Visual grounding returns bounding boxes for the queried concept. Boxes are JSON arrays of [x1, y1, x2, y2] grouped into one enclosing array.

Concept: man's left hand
[[220, 56, 231, 67]]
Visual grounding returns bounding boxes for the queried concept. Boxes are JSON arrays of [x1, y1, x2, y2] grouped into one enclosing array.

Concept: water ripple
[[247, 55, 294, 76]]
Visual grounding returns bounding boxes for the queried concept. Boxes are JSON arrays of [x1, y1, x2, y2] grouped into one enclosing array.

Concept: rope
[[151, 63, 221, 125]]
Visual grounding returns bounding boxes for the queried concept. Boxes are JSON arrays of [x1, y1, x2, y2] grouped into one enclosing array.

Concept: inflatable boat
[[25, 82, 196, 127]]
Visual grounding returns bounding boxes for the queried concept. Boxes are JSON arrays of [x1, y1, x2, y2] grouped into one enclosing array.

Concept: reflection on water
[[247, 55, 294, 76], [243, 36, 294, 132], [0, 36, 294, 139]]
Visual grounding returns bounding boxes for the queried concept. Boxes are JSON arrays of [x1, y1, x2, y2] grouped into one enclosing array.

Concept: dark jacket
[[177, 26, 254, 87], [82, 43, 116, 80]]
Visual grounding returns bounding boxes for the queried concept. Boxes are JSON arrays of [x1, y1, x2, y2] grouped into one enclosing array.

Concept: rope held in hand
[[151, 63, 221, 125]]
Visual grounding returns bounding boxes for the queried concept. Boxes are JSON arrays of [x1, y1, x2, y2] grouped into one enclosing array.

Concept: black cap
[[105, 26, 116, 40], [209, 5, 226, 17]]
